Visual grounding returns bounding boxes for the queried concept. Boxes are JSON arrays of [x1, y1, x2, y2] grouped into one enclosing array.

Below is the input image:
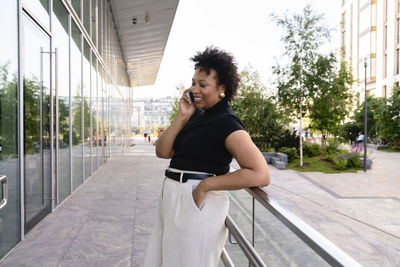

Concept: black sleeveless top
[[169, 100, 245, 175]]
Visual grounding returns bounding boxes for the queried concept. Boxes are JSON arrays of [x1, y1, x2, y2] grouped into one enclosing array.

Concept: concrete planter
[[262, 152, 287, 170]]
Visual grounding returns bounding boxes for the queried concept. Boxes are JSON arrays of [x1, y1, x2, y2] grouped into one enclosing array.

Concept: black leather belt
[[165, 169, 214, 183]]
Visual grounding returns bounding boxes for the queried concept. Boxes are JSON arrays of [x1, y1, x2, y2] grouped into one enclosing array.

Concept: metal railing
[[221, 186, 361, 267]]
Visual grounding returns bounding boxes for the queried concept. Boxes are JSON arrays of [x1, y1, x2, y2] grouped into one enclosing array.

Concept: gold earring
[[219, 92, 225, 99]]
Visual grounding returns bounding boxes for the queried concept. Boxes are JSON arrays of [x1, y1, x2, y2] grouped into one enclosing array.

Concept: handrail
[[245, 187, 362, 267], [220, 247, 235, 267], [225, 215, 267, 267]]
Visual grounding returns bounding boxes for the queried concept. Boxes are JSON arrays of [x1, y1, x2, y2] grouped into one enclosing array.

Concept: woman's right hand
[[178, 88, 196, 120]]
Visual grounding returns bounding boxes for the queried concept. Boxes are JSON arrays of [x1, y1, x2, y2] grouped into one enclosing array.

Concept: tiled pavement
[[0, 139, 169, 267], [260, 150, 400, 266], [0, 138, 399, 266]]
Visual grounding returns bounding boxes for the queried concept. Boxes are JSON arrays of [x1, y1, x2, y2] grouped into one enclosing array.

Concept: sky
[[132, 0, 341, 99]]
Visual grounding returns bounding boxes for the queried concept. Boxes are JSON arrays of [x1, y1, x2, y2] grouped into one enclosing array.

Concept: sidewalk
[[0, 139, 399, 266], [0, 139, 169, 267], [260, 150, 400, 266]]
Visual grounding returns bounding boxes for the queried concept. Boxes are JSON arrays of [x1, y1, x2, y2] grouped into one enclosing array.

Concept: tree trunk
[[299, 100, 303, 166], [321, 130, 327, 156]]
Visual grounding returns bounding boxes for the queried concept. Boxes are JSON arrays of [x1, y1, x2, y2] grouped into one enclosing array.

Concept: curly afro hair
[[190, 46, 240, 102]]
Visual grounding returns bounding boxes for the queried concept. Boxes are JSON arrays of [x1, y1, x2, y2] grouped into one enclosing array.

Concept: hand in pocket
[[192, 184, 207, 209]]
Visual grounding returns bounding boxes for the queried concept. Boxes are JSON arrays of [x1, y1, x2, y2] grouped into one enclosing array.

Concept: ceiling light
[[145, 15, 150, 24], [132, 17, 137, 24]]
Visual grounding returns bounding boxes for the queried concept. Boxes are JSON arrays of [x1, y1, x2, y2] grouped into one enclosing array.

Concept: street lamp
[[363, 57, 368, 172]]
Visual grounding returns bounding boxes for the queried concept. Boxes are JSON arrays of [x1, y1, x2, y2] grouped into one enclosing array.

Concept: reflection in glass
[[22, 0, 50, 30], [104, 78, 109, 160], [53, 0, 70, 203], [102, 71, 108, 164], [83, 41, 92, 179], [98, 67, 104, 167], [71, 0, 81, 18], [22, 13, 51, 231], [71, 21, 83, 190], [91, 53, 98, 172], [98, 0, 102, 57], [102, 0, 108, 63], [0, 0, 20, 257], [83, 0, 90, 35], [92, 0, 97, 46]]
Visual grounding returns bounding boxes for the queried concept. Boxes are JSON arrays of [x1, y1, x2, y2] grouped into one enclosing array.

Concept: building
[[340, 0, 400, 98], [131, 97, 175, 130], [0, 0, 178, 259]]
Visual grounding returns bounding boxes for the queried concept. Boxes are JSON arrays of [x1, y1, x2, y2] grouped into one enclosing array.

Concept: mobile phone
[[186, 91, 194, 104]]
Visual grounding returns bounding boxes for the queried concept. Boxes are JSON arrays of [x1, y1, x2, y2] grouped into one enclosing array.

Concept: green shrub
[[326, 140, 340, 154], [346, 154, 363, 168], [303, 143, 322, 157], [274, 129, 300, 151], [325, 153, 335, 162], [334, 159, 348, 170], [279, 147, 298, 162]]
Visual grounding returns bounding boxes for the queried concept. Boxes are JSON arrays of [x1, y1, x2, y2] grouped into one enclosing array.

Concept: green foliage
[[327, 150, 363, 170], [347, 155, 363, 168], [0, 63, 18, 156], [334, 158, 348, 170], [168, 84, 185, 123], [71, 92, 95, 146], [339, 87, 400, 150], [379, 87, 400, 149], [232, 69, 293, 151], [339, 122, 361, 143], [325, 153, 335, 162], [307, 56, 353, 155], [271, 4, 330, 118], [58, 98, 70, 146], [274, 129, 300, 151], [303, 143, 321, 157], [279, 147, 298, 162], [287, 156, 359, 173], [353, 95, 385, 142], [326, 139, 340, 154]]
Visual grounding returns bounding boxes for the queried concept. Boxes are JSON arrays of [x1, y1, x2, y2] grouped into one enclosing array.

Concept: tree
[[168, 84, 185, 123], [307, 54, 353, 155], [0, 63, 18, 156], [380, 87, 400, 149], [271, 4, 330, 165], [232, 69, 292, 151], [353, 95, 385, 142]]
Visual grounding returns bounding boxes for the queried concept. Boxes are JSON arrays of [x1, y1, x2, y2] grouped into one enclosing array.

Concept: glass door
[[22, 12, 52, 232], [0, 0, 21, 258]]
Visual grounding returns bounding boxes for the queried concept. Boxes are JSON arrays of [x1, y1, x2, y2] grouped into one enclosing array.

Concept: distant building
[[340, 0, 399, 99], [132, 97, 175, 129]]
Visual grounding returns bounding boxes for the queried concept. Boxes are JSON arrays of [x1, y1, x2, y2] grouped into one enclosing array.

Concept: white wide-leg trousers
[[143, 171, 229, 267]]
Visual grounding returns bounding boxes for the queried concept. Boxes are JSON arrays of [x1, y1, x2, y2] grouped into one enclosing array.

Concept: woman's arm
[[155, 90, 195, 158], [192, 130, 270, 206]]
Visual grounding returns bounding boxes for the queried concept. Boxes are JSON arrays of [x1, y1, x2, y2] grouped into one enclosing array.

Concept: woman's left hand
[[192, 184, 207, 209]]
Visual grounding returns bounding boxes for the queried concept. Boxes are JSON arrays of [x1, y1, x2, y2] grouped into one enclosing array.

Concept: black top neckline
[[203, 99, 229, 115], [170, 98, 245, 175]]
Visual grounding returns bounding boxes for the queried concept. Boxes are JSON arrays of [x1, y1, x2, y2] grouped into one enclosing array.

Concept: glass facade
[[22, 12, 52, 231], [83, 40, 91, 180], [0, 0, 20, 259], [53, 0, 70, 203], [71, 20, 83, 190], [0, 0, 132, 258]]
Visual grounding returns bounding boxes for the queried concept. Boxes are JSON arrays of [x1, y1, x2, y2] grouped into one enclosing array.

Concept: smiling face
[[190, 68, 225, 110]]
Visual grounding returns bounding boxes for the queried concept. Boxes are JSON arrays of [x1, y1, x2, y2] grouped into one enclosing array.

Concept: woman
[[143, 47, 270, 267]]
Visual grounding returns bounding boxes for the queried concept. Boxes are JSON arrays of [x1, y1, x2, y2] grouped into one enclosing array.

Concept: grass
[[286, 156, 362, 173]]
